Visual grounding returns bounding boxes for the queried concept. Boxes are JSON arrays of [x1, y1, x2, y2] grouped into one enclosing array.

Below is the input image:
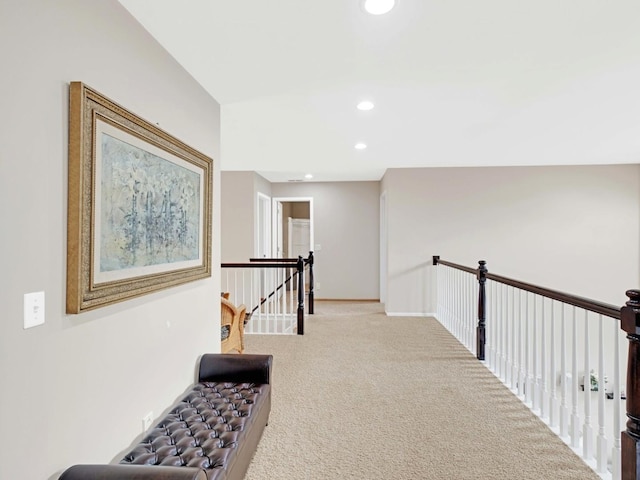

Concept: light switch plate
[[24, 291, 45, 329]]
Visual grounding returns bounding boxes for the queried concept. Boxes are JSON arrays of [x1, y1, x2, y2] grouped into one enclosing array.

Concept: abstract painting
[[67, 82, 213, 313]]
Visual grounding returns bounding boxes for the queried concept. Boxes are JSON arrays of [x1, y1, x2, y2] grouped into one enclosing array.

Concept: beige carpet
[[243, 301, 599, 480]]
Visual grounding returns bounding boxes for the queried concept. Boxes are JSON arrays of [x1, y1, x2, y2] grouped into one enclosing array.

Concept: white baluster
[[491, 282, 502, 377], [571, 306, 580, 449], [596, 314, 608, 473], [533, 294, 540, 411], [439, 267, 444, 326], [448, 267, 453, 330], [560, 304, 569, 438], [612, 321, 622, 480], [438, 266, 443, 325], [456, 271, 461, 340], [451, 269, 457, 336], [505, 284, 511, 383], [511, 288, 520, 390], [462, 272, 466, 347], [583, 310, 593, 460], [285, 269, 294, 329], [270, 268, 275, 332], [518, 290, 525, 398], [540, 296, 547, 418], [242, 270, 254, 333], [454, 270, 459, 338], [436, 265, 441, 320], [550, 300, 559, 428], [438, 266, 451, 331], [484, 281, 496, 372], [465, 273, 470, 350], [525, 292, 532, 405], [500, 282, 506, 380], [470, 273, 475, 354], [446, 267, 452, 329], [471, 273, 476, 354]]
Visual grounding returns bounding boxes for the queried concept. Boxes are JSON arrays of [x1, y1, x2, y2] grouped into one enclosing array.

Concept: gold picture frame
[[67, 82, 213, 313]]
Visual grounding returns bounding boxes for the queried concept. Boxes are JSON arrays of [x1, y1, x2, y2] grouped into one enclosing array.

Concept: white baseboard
[[385, 312, 435, 317]]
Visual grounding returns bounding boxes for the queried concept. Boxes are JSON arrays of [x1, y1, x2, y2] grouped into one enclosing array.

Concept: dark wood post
[[621, 289, 640, 479], [432, 255, 440, 265], [307, 251, 314, 315], [297, 256, 305, 335], [476, 260, 487, 361]]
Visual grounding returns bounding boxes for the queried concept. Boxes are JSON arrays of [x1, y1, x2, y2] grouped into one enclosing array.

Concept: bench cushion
[[120, 381, 271, 480]]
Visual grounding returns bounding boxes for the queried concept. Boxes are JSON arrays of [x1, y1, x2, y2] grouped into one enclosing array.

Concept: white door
[[288, 218, 311, 259], [256, 193, 271, 258], [274, 201, 283, 258]]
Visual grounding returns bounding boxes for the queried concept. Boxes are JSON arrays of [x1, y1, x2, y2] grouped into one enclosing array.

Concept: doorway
[[272, 197, 314, 259]]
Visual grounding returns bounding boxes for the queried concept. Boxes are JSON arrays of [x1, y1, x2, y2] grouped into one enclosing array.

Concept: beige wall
[[221, 176, 380, 299], [271, 181, 380, 299], [221, 171, 255, 262], [382, 165, 640, 315], [0, 2, 221, 478], [220, 172, 275, 262]]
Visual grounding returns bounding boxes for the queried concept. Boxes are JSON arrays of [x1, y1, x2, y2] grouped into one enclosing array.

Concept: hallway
[[243, 301, 599, 479]]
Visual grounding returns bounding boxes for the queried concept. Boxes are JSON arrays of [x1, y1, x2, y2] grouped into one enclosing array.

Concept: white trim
[[379, 191, 387, 305], [385, 312, 436, 317], [272, 196, 314, 258], [256, 192, 271, 258]]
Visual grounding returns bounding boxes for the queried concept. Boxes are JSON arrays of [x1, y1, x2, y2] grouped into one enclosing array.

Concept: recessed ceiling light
[[305, 173, 313, 179], [363, 0, 396, 15], [357, 100, 374, 111], [355, 143, 367, 150]]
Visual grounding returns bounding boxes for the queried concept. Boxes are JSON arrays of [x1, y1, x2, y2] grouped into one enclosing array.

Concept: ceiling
[[119, 0, 640, 183]]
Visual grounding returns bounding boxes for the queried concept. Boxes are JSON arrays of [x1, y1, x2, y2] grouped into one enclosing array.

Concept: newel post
[[621, 289, 640, 479], [476, 260, 487, 361], [307, 251, 314, 315], [296, 256, 305, 335]]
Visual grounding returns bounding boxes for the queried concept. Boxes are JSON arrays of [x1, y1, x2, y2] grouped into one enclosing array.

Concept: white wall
[[271, 181, 380, 300], [0, 2, 221, 479], [382, 165, 640, 315]]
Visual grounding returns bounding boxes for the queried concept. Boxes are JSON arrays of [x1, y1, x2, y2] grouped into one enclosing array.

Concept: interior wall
[[0, 2, 221, 479], [221, 171, 255, 262], [271, 181, 380, 300], [382, 165, 640, 315], [253, 172, 273, 200]]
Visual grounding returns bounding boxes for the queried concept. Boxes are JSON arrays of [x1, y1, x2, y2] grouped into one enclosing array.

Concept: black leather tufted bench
[[59, 353, 272, 480]]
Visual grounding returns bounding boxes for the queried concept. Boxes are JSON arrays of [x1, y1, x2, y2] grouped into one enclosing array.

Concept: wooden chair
[[221, 296, 247, 354]]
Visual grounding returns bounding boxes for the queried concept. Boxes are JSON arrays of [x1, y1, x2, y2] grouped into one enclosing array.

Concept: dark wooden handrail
[[222, 263, 297, 269], [433, 255, 640, 480], [486, 272, 620, 320], [432, 257, 476, 275], [433, 256, 620, 319], [250, 258, 298, 262], [250, 255, 314, 266]]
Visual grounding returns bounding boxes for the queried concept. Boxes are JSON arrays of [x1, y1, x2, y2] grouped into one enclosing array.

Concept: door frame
[[255, 192, 271, 258], [272, 196, 314, 258], [380, 191, 387, 304]]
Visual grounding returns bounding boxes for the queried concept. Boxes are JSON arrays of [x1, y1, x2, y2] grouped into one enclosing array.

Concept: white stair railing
[[433, 256, 627, 480], [221, 258, 307, 335]]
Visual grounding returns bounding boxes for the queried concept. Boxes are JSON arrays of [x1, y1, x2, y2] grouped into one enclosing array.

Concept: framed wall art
[[67, 82, 213, 313]]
